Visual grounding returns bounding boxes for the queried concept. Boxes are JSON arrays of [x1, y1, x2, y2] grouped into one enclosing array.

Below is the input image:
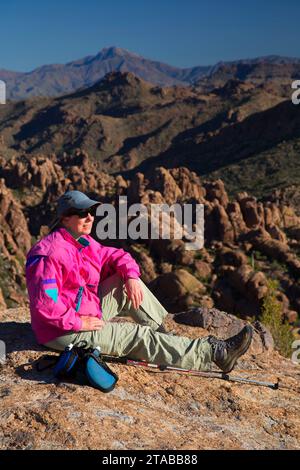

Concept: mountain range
[[0, 69, 298, 201], [0, 47, 300, 360], [0, 46, 300, 100]]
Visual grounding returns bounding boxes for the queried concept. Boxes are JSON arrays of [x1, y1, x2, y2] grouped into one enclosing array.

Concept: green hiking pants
[[44, 273, 213, 371]]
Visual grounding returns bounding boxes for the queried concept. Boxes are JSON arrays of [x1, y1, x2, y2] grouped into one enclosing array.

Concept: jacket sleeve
[[26, 255, 82, 333], [99, 245, 141, 281]]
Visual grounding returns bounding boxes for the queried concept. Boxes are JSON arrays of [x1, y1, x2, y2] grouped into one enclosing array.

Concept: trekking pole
[[102, 355, 279, 390]]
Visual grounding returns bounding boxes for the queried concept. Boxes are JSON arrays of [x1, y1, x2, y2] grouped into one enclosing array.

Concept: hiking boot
[[208, 325, 253, 373]]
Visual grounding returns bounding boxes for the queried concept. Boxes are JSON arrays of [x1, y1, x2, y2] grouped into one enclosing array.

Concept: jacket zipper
[[75, 286, 84, 312]]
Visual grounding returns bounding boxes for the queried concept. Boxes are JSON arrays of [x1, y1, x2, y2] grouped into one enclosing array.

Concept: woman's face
[[61, 210, 95, 238]]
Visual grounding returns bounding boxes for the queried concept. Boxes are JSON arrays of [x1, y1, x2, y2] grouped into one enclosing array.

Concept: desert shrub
[[260, 279, 294, 357]]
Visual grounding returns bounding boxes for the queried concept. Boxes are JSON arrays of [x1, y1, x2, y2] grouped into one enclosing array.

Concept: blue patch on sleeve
[[45, 288, 58, 303]]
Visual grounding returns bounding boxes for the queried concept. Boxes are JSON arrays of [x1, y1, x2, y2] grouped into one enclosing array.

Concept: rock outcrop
[[0, 306, 299, 450], [0, 179, 32, 308], [0, 158, 300, 323], [174, 306, 274, 354]]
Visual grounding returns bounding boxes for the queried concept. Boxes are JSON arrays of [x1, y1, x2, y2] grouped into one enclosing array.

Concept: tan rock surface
[[0, 307, 299, 450]]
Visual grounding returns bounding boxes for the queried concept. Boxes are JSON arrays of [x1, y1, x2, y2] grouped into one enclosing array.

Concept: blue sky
[[1, 0, 299, 72]]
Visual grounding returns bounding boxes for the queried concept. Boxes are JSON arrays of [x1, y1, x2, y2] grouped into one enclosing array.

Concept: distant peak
[[101, 46, 124, 55], [98, 46, 143, 60]]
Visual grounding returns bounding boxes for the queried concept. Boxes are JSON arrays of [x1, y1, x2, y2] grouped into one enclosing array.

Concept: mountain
[[0, 70, 298, 201], [195, 56, 300, 93], [0, 47, 299, 100], [0, 47, 210, 100]]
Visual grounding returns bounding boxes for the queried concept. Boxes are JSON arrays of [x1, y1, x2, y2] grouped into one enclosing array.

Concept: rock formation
[[0, 154, 299, 324], [0, 306, 299, 450]]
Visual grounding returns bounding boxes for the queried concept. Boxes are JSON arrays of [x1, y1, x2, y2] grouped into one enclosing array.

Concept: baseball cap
[[49, 190, 101, 231]]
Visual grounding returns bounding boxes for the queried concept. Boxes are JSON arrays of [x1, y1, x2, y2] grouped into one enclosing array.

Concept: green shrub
[[248, 251, 268, 272], [260, 279, 294, 357]]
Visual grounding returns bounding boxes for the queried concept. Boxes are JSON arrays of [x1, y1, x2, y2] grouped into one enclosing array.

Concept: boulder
[[194, 260, 212, 279], [129, 248, 157, 284], [266, 224, 287, 243], [234, 298, 261, 317], [238, 195, 261, 228], [217, 246, 248, 267], [149, 239, 194, 265], [198, 295, 214, 309], [170, 167, 206, 201], [0, 179, 32, 255], [227, 265, 253, 297], [246, 271, 268, 301], [227, 201, 248, 239], [160, 262, 173, 273], [173, 306, 274, 354], [204, 180, 229, 208], [264, 203, 282, 227], [149, 269, 206, 312], [127, 172, 149, 204], [148, 167, 182, 204], [212, 203, 235, 243], [213, 282, 236, 313]]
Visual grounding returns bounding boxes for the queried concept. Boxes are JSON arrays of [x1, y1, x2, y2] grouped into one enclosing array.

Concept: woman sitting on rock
[[25, 190, 252, 373]]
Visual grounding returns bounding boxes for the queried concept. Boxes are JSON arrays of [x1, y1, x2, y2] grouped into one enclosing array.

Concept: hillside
[[195, 57, 300, 93], [0, 71, 298, 201], [134, 95, 300, 197]]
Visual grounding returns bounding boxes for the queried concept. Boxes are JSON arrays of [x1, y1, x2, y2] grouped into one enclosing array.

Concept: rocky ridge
[[0, 72, 293, 187]]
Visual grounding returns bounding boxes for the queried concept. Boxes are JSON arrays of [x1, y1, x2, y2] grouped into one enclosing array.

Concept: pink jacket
[[25, 227, 141, 344]]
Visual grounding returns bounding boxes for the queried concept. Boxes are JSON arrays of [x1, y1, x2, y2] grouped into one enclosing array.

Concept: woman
[[26, 190, 252, 373]]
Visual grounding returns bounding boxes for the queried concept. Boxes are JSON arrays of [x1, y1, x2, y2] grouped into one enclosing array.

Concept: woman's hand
[[79, 316, 106, 331], [125, 278, 144, 310]]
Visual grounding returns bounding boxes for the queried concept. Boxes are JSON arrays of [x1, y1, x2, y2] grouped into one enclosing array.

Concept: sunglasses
[[65, 206, 98, 218]]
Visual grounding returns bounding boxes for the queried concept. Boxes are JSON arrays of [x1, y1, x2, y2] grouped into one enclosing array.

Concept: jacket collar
[[58, 227, 90, 250]]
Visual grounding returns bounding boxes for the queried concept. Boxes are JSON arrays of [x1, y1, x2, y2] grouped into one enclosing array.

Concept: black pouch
[[52, 344, 80, 379]]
